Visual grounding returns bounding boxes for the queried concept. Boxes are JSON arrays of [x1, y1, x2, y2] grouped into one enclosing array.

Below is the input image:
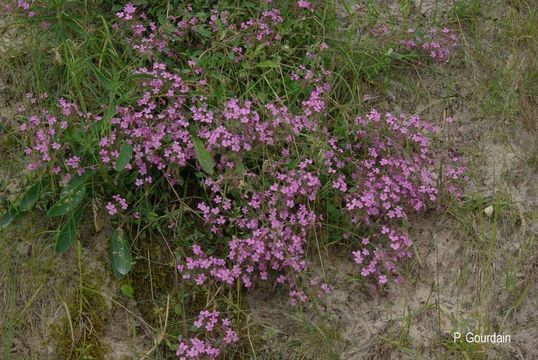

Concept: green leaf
[[191, 135, 215, 175], [233, 161, 246, 177], [257, 60, 279, 68], [55, 207, 83, 254], [121, 284, 134, 298], [19, 180, 48, 211], [94, 106, 117, 134], [115, 143, 133, 171], [111, 229, 132, 278], [48, 172, 92, 217], [102, 106, 117, 122], [0, 207, 18, 230], [48, 185, 86, 217], [196, 25, 212, 38], [253, 43, 265, 56], [62, 171, 92, 195]]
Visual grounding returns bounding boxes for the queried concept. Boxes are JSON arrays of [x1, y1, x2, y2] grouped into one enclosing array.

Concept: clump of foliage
[[1, 0, 465, 357]]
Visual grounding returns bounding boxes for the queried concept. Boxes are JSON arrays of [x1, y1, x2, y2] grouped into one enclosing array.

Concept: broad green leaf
[[48, 186, 86, 217], [111, 229, 132, 278], [191, 136, 215, 175], [19, 180, 48, 211], [48, 172, 92, 217], [0, 207, 18, 230], [257, 60, 278, 68], [55, 208, 83, 254], [115, 143, 133, 171], [112, 266, 123, 279], [121, 284, 134, 298], [62, 171, 92, 195]]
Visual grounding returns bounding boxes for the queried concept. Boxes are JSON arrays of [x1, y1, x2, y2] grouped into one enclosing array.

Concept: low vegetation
[[1, 0, 536, 359]]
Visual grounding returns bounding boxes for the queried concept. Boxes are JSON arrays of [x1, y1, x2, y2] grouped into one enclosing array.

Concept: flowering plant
[[2, 1, 465, 357]]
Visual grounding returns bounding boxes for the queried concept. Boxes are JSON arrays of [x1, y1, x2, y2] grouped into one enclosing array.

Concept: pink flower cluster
[[324, 109, 465, 283], [297, 0, 315, 12], [401, 27, 458, 62], [115, 2, 136, 21], [370, 23, 390, 36], [367, 22, 458, 63], [113, 3, 173, 56], [114, 2, 286, 58], [99, 63, 193, 187], [179, 163, 321, 291], [239, 9, 284, 46], [14, 3, 467, 357], [17, 0, 465, 294], [14, 0, 36, 16], [106, 194, 128, 216], [18, 95, 80, 176], [177, 310, 238, 359], [195, 81, 328, 154]]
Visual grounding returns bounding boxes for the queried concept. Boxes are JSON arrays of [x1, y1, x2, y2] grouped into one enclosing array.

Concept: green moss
[[128, 237, 181, 357], [52, 273, 111, 360]]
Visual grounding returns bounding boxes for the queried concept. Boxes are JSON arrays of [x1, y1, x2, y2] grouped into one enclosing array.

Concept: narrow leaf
[[192, 136, 215, 175], [55, 208, 83, 254], [111, 229, 132, 278], [115, 143, 133, 171]]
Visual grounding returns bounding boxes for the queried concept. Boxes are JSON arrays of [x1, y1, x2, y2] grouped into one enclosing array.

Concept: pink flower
[[106, 202, 117, 216], [297, 0, 314, 11], [65, 156, 80, 169]]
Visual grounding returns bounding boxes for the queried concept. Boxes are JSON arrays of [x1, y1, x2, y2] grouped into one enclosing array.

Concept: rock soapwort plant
[[2, 0, 466, 357]]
